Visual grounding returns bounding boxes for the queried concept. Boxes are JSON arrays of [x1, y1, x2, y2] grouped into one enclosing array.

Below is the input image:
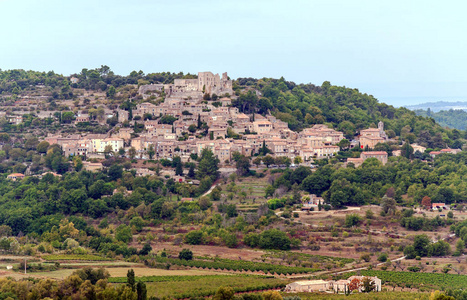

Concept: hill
[[405, 101, 467, 112], [414, 108, 467, 130]]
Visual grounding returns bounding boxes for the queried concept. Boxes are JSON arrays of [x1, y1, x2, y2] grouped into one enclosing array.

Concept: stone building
[[361, 151, 388, 165]]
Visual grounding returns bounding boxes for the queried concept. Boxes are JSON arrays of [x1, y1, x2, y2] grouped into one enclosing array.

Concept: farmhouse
[[284, 280, 330, 292], [285, 276, 381, 294], [7, 173, 25, 181]]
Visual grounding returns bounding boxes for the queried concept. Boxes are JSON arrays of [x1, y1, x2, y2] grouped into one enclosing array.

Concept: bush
[[179, 249, 193, 260], [258, 229, 291, 250], [185, 230, 203, 245], [345, 214, 362, 227], [377, 253, 388, 262], [408, 266, 421, 272], [360, 253, 371, 262]]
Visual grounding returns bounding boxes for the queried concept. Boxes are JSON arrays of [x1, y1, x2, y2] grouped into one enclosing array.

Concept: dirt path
[[200, 182, 219, 198]]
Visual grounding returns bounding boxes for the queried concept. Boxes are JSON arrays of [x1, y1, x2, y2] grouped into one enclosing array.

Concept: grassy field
[[143, 275, 287, 299]]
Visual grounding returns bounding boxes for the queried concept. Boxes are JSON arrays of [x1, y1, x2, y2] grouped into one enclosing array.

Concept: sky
[[0, 0, 466, 107]]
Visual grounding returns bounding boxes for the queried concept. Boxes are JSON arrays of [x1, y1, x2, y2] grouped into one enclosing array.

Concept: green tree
[[130, 216, 146, 232], [36, 141, 50, 153], [185, 230, 203, 245], [213, 286, 234, 300], [188, 124, 197, 133], [293, 156, 303, 164], [106, 85, 116, 98], [128, 147, 137, 159], [361, 277, 376, 293], [197, 148, 219, 181], [103, 145, 114, 158], [234, 153, 250, 176], [178, 248, 193, 260], [127, 269, 136, 291], [116, 225, 133, 243], [258, 229, 291, 250], [381, 195, 397, 215], [147, 144, 155, 160], [61, 111, 75, 123], [262, 155, 275, 167], [136, 281, 147, 300]]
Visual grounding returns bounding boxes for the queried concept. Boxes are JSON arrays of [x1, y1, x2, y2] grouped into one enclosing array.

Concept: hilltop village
[[2, 71, 457, 177]]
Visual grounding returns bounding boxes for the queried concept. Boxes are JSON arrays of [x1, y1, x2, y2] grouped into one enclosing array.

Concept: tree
[[456, 239, 465, 255], [106, 85, 116, 98], [127, 269, 136, 291], [160, 115, 177, 125], [401, 142, 414, 159], [36, 141, 50, 153], [234, 153, 250, 176], [263, 155, 275, 167], [413, 234, 431, 257], [338, 139, 351, 151], [147, 144, 155, 160], [258, 141, 271, 156], [345, 214, 361, 227], [187, 164, 195, 178], [139, 243, 152, 256], [197, 148, 219, 181], [258, 229, 291, 250], [128, 147, 137, 159], [262, 291, 282, 300], [361, 277, 375, 292], [178, 248, 193, 260], [293, 156, 302, 164], [108, 164, 123, 181], [185, 230, 203, 245], [175, 162, 183, 176], [210, 187, 221, 201], [381, 195, 396, 215], [347, 277, 361, 292], [116, 225, 133, 243], [103, 145, 114, 158], [232, 90, 258, 113], [61, 112, 75, 123], [188, 124, 197, 133], [421, 196, 432, 209], [73, 155, 83, 171], [130, 216, 146, 232], [253, 157, 262, 167], [197, 114, 202, 129], [136, 281, 147, 300], [213, 287, 235, 300]]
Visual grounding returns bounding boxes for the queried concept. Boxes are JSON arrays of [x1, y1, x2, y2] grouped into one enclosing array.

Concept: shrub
[[377, 253, 388, 262], [258, 229, 291, 250], [345, 214, 361, 227], [179, 249, 193, 260], [185, 230, 203, 245], [360, 253, 371, 262]]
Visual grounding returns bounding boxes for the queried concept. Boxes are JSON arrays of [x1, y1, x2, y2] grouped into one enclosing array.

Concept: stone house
[[361, 151, 388, 165]]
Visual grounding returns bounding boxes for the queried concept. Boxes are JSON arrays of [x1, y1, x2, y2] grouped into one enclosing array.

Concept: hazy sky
[[1, 0, 466, 106]]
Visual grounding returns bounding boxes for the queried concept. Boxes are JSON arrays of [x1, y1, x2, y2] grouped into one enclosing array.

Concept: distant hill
[[413, 108, 467, 130], [406, 101, 467, 112]]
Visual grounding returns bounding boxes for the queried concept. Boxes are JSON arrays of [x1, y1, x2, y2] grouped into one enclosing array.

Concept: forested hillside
[[414, 109, 467, 130]]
